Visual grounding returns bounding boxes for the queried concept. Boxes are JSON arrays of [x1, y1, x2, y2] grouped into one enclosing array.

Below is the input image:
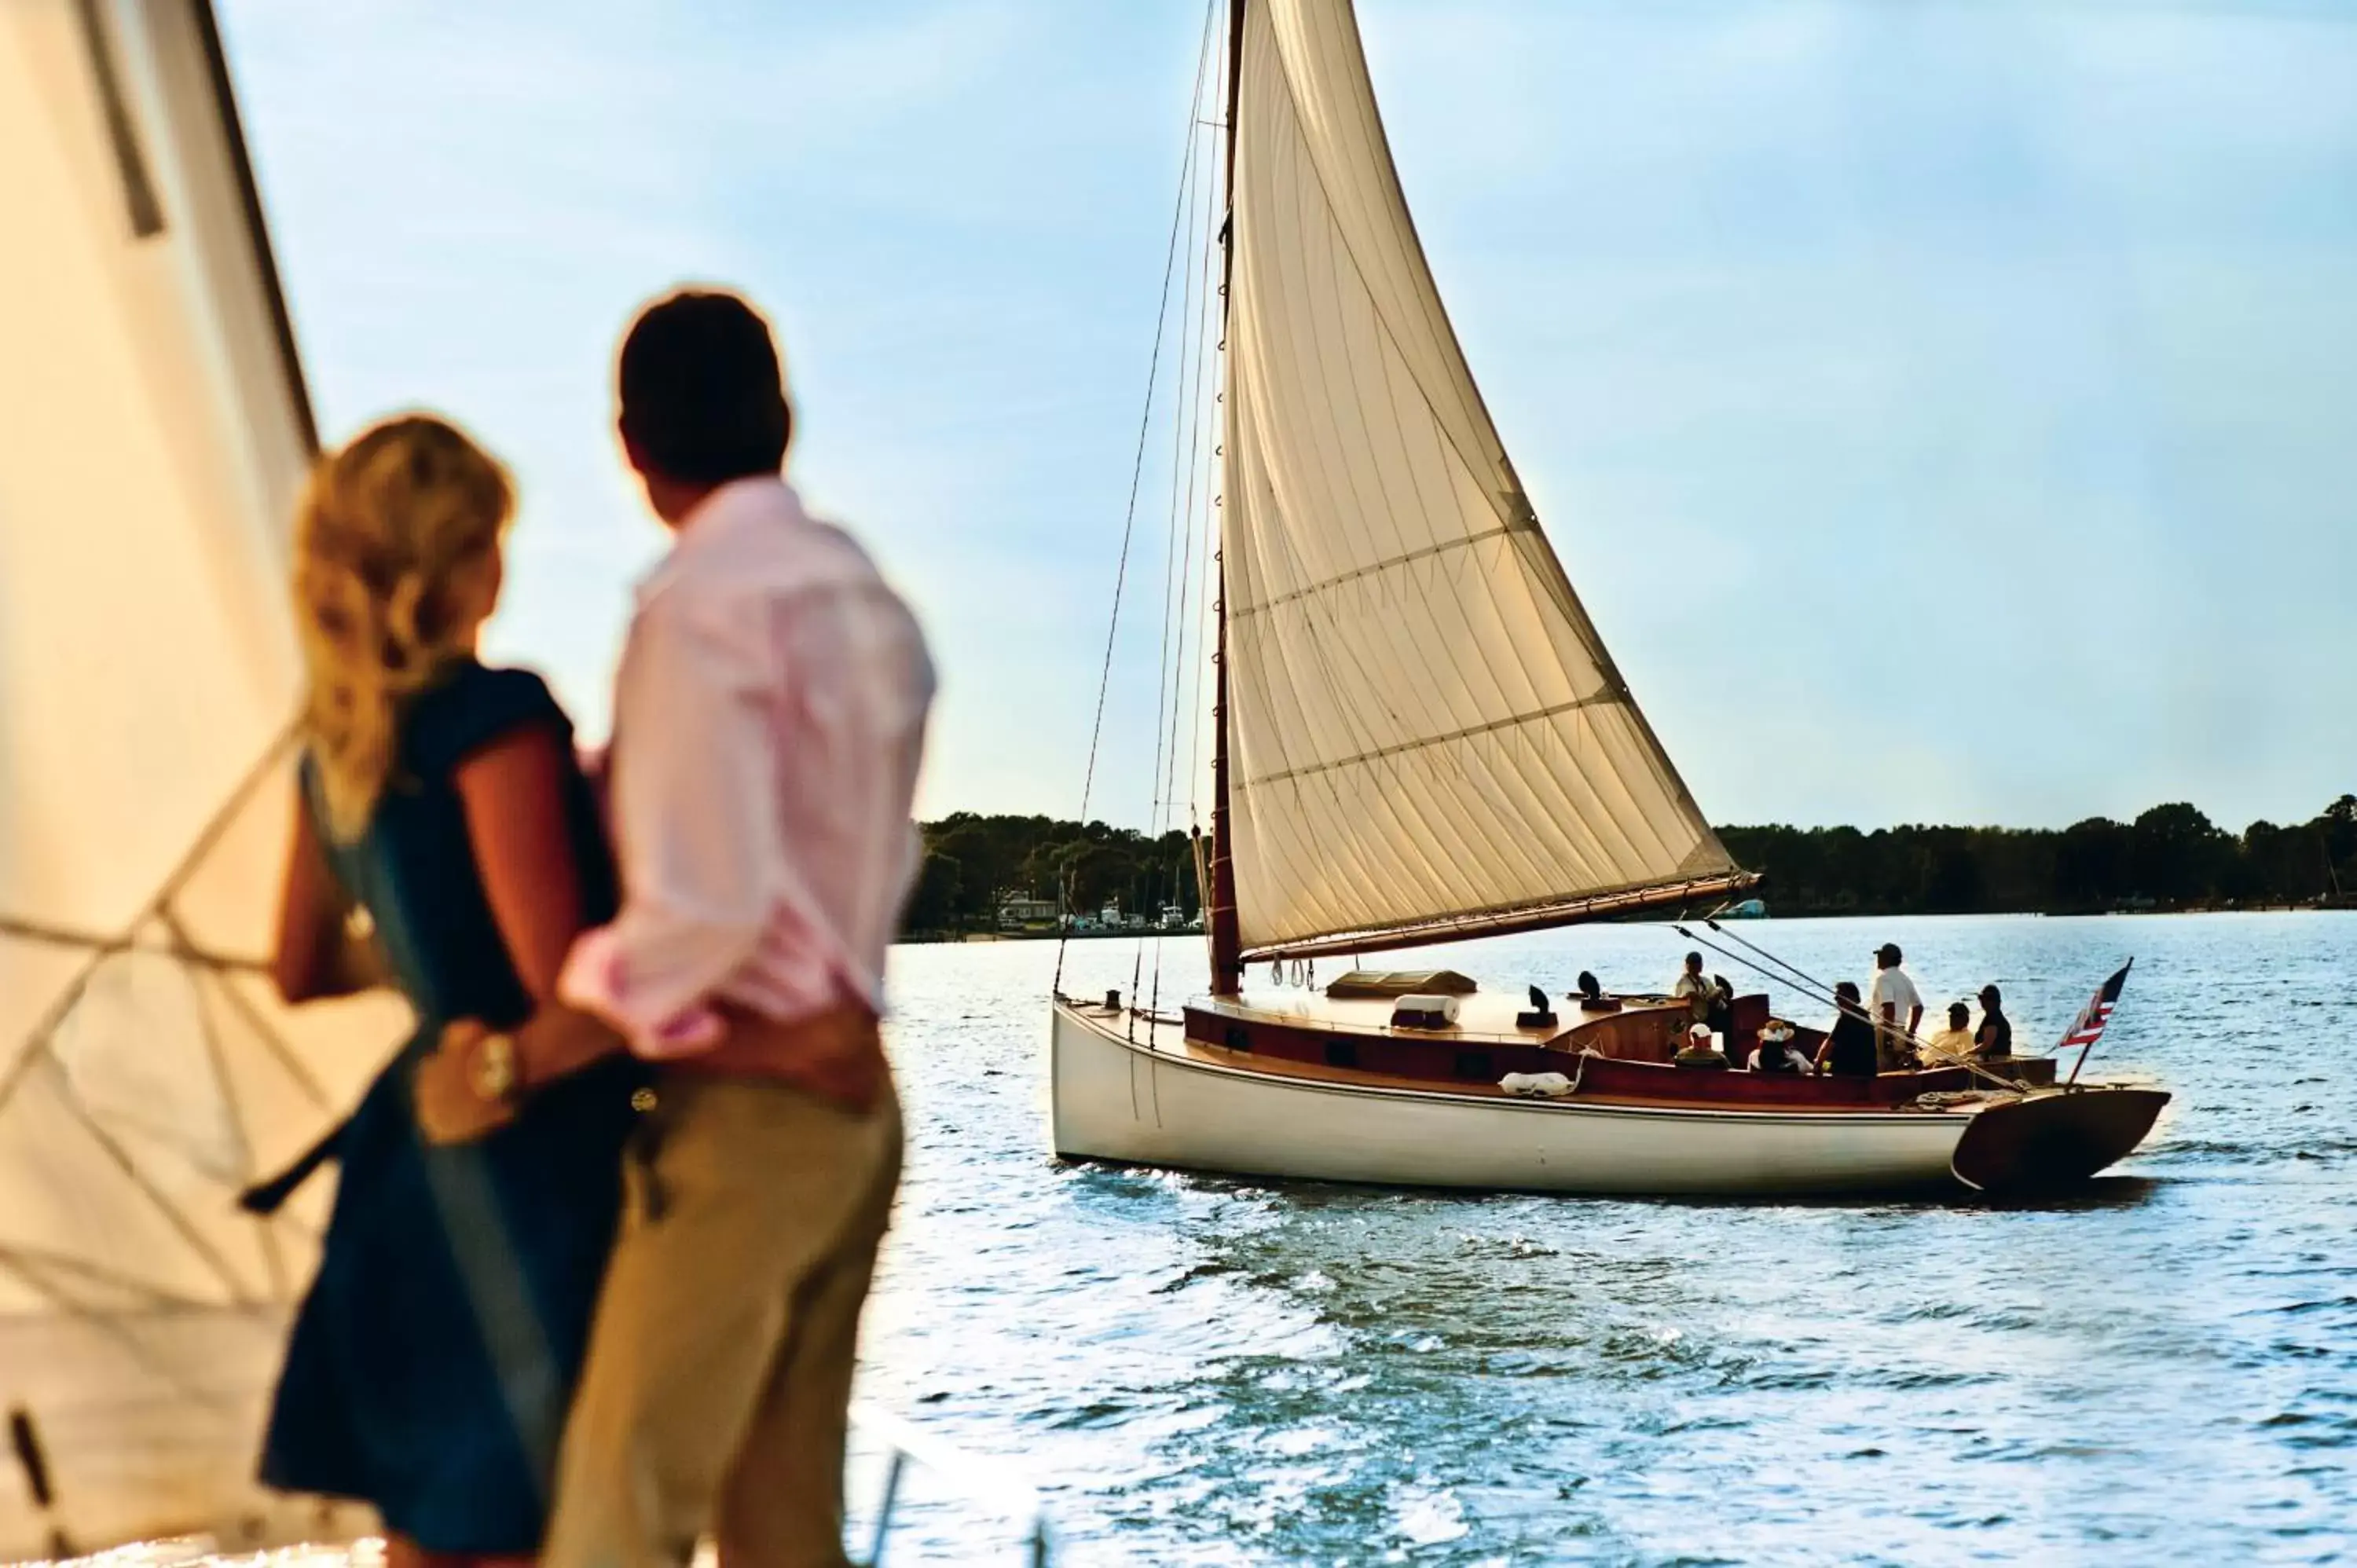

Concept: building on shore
[[997, 894, 1060, 932]]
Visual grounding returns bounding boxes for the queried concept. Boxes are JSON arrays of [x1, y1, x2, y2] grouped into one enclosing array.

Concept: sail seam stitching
[[1240, 692, 1619, 789], [1231, 522, 1530, 620]]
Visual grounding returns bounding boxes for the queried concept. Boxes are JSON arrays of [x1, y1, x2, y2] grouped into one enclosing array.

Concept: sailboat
[[1047, 0, 2168, 1197]]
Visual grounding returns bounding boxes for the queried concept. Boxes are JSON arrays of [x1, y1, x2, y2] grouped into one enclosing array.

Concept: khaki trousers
[[543, 1070, 903, 1568]]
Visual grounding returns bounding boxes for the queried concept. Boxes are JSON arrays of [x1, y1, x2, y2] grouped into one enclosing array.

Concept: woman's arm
[[270, 799, 376, 1003], [414, 729, 624, 1145], [454, 724, 588, 1002]]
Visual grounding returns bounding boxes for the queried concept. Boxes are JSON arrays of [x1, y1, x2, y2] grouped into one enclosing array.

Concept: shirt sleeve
[[558, 588, 785, 1057]]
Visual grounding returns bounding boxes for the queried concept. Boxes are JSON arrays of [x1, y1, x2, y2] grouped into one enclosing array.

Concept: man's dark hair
[[618, 289, 791, 485], [1684, 951, 1703, 969]]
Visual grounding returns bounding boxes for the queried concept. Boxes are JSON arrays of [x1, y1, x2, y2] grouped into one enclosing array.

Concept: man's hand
[[414, 1020, 519, 1145]]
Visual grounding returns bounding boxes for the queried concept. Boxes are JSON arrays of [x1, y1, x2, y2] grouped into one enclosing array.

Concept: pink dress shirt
[[557, 478, 935, 1058]]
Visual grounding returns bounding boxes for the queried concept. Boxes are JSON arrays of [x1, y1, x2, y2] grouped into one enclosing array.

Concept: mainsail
[[1219, 0, 1745, 961], [0, 1, 396, 1553]]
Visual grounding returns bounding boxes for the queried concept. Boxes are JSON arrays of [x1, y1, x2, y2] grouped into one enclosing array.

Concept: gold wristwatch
[[471, 1031, 521, 1106]]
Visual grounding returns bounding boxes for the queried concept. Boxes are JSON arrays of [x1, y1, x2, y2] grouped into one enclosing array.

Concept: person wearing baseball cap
[[1868, 942, 1923, 1070]]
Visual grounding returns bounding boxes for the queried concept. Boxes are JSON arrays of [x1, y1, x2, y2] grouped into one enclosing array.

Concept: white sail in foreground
[[0, 2, 398, 1554], [1222, 0, 1738, 958]]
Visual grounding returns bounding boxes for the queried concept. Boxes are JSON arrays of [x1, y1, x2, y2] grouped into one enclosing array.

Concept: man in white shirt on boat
[[1869, 943, 1924, 1070]]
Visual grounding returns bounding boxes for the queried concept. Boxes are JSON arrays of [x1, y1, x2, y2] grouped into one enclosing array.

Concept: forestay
[[0, 2, 396, 1554], [1220, 0, 1739, 958]]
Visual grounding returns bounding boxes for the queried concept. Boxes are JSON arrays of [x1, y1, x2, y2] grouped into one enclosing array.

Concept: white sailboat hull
[[1050, 1002, 1972, 1196]]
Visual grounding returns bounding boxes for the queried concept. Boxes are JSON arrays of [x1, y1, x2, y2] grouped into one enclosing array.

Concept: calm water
[[850, 913, 2357, 1566]]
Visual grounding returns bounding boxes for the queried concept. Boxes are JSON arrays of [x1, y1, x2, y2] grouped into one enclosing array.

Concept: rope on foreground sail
[[1055, 0, 1223, 1006], [0, 914, 268, 975]]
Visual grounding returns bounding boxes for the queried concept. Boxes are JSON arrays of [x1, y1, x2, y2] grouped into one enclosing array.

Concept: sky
[[216, 0, 2357, 835]]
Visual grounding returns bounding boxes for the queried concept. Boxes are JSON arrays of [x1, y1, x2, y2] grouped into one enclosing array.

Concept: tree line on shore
[[1720, 795, 2357, 916], [902, 795, 2357, 936]]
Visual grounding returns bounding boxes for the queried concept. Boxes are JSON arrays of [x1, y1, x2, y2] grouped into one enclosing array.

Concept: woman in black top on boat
[[1975, 984, 2014, 1059], [1817, 981, 1880, 1077]]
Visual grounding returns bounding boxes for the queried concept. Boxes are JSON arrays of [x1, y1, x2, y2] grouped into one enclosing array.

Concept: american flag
[[2058, 960, 2133, 1056]]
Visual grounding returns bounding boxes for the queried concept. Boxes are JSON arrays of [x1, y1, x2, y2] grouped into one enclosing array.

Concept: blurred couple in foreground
[[250, 288, 935, 1568]]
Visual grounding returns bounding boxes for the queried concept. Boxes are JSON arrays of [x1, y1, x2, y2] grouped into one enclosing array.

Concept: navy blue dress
[[257, 662, 644, 1555]]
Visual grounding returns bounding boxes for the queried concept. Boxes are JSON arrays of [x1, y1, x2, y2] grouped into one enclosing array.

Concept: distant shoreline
[[895, 902, 2355, 947], [906, 800, 2357, 944]]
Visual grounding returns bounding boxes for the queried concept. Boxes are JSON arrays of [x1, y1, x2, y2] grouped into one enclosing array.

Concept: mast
[[1205, 0, 1247, 995]]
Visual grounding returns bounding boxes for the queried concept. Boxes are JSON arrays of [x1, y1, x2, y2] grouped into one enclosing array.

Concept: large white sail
[[0, 2, 395, 1553], [1220, 0, 1739, 958]]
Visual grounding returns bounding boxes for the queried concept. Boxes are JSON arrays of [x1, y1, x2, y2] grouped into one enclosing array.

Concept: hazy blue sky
[[219, 0, 2357, 833]]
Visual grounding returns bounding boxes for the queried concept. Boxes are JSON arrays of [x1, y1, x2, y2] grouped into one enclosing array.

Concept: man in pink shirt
[[420, 289, 933, 1567]]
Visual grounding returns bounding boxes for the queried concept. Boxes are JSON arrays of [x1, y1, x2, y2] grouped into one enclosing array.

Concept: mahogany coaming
[[1180, 1002, 1978, 1110]]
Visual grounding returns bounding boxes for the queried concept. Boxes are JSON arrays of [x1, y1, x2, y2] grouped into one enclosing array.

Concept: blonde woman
[[255, 415, 643, 1568]]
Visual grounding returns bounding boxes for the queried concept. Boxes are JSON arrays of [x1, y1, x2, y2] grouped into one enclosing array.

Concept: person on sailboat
[[1673, 1021, 1731, 1070], [1747, 1021, 1809, 1075], [1924, 1001, 1977, 1062], [1816, 982, 1879, 1078], [413, 288, 936, 1568], [257, 414, 647, 1567], [1975, 984, 2014, 1059], [1673, 951, 1712, 1023], [1868, 943, 1924, 1070]]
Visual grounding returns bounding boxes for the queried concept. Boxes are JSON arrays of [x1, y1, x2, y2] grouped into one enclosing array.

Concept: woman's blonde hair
[[293, 414, 514, 839]]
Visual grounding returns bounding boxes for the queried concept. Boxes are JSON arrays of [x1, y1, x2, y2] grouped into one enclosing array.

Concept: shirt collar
[[634, 475, 804, 609]]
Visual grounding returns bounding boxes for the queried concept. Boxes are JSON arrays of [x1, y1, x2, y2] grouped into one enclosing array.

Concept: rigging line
[[0, 1244, 215, 1312], [1182, 73, 1227, 841], [1137, 84, 1211, 1019], [1058, 0, 1219, 1000], [1185, 335, 1222, 827], [1703, 918, 1841, 1002], [200, 956, 336, 1112], [1165, 64, 1224, 829], [0, 722, 301, 1116], [1154, 45, 1230, 1017], [0, 1254, 245, 1416], [28, 1046, 261, 1306], [1141, 44, 1223, 1007], [167, 920, 291, 1300]]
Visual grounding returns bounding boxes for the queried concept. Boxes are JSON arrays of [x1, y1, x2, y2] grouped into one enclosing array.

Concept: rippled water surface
[[850, 913, 2357, 1565]]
